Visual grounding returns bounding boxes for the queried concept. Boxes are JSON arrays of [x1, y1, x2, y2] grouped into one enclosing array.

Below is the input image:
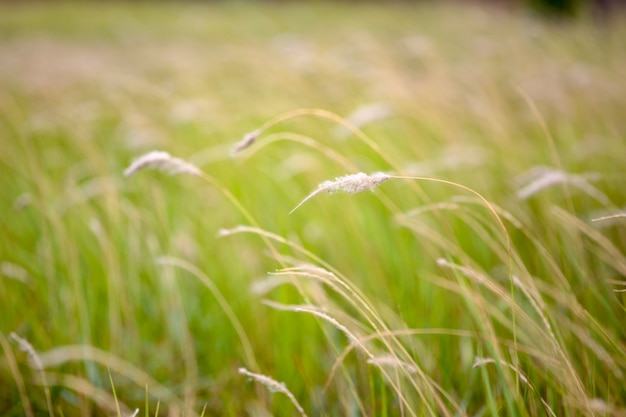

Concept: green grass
[[1, 2, 625, 416]]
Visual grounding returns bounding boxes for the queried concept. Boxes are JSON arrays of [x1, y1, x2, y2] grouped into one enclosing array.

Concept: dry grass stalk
[[249, 275, 294, 296], [9, 333, 54, 417], [436, 258, 562, 356], [291, 172, 511, 260], [592, 212, 626, 222], [367, 354, 418, 374], [44, 371, 134, 416], [0, 332, 34, 417], [123, 150, 202, 177], [37, 344, 175, 401], [260, 300, 359, 343], [515, 166, 608, 204], [157, 256, 259, 373], [9, 333, 43, 372], [293, 306, 360, 345], [334, 102, 392, 139], [238, 367, 308, 417], [472, 357, 528, 384], [511, 275, 556, 342], [473, 357, 557, 417], [229, 109, 402, 176]]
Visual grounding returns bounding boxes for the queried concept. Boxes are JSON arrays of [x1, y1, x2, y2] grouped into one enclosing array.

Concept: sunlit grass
[[1, 2, 625, 416]]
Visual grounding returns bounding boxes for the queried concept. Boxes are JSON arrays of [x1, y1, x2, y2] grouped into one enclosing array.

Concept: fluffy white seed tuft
[[239, 367, 308, 417], [334, 103, 392, 139], [1, 262, 31, 285], [514, 166, 608, 204], [320, 172, 391, 194], [473, 357, 529, 384], [124, 150, 202, 177], [231, 129, 261, 156], [290, 172, 391, 213], [10, 332, 44, 371], [366, 354, 418, 374]]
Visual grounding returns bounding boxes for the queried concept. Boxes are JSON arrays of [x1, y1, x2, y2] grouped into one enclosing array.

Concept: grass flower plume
[[124, 151, 202, 177], [239, 367, 308, 417], [290, 172, 391, 213], [231, 130, 261, 156]]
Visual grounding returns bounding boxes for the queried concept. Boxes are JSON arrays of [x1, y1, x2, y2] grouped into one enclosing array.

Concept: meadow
[[1, 2, 625, 416]]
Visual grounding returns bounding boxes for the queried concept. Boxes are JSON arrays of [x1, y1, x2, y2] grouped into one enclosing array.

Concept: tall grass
[[1, 2, 625, 416]]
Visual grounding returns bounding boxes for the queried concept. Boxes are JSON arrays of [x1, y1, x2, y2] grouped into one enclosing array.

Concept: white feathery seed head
[[123, 150, 202, 177], [366, 354, 418, 374], [514, 166, 608, 204], [9, 332, 44, 371], [320, 172, 391, 194], [231, 129, 261, 156], [239, 367, 308, 417], [293, 306, 359, 345], [473, 357, 529, 384], [290, 172, 392, 213]]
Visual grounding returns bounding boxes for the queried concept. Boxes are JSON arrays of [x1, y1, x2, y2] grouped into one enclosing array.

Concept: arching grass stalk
[[233, 131, 403, 213], [156, 256, 259, 373], [473, 357, 557, 417], [238, 368, 308, 417], [9, 333, 54, 417], [37, 344, 176, 402], [231, 108, 393, 166], [592, 212, 626, 222], [231, 108, 442, 222], [236, 131, 357, 172], [0, 332, 34, 417], [291, 172, 511, 258]]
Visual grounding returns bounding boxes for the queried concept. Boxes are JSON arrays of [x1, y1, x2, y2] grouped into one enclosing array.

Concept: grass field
[[1, 2, 626, 416]]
